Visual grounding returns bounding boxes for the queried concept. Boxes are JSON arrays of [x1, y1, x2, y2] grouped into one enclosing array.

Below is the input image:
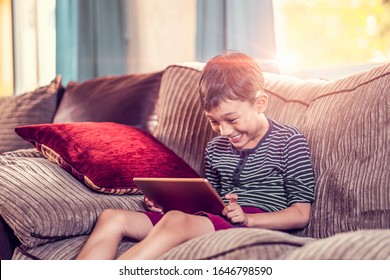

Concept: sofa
[[0, 61, 389, 260]]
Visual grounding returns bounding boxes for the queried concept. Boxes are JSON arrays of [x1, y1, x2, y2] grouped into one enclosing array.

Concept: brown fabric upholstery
[[0, 149, 145, 248], [159, 228, 314, 260], [12, 228, 314, 260], [53, 72, 163, 132], [295, 63, 390, 239], [153, 64, 217, 176], [0, 76, 62, 154], [263, 72, 327, 127], [12, 228, 389, 260], [12, 235, 134, 260], [282, 230, 390, 259]]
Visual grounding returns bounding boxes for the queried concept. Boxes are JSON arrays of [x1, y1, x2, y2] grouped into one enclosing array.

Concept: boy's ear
[[255, 93, 268, 113]]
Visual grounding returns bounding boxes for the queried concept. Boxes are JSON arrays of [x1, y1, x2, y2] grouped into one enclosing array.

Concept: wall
[[126, 0, 196, 73]]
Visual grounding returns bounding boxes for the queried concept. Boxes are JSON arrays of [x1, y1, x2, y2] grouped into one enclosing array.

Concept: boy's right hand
[[144, 196, 164, 213]]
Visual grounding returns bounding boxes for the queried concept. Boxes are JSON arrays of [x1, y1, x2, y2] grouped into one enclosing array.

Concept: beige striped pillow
[[153, 64, 217, 176], [0, 149, 146, 248], [0, 76, 62, 154], [297, 63, 390, 239]]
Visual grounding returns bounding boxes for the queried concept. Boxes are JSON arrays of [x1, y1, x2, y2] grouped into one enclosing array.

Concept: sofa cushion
[[53, 71, 163, 133], [0, 76, 62, 154], [159, 228, 315, 260], [153, 63, 217, 176], [0, 149, 146, 248], [282, 230, 390, 259], [263, 72, 327, 128], [15, 122, 199, 195], [11, 228, 314, 260], [295, 63, 390, 239], [12, 235, 135, 260]]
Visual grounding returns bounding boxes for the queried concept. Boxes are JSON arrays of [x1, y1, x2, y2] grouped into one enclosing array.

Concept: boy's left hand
[[222, 193, 248, 226]]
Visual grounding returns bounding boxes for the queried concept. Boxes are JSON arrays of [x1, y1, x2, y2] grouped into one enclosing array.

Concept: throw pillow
[[53, 71, 163, 133], [15, 122, 199, 194], [152, 64, 217, 177], [0, 149, 145, 248], [0, 76, 62, 154], [297, 62, 390, 239]]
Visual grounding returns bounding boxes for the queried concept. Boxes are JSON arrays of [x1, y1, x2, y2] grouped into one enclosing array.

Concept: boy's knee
[[98, 209, 118, 221], [97, 209, 130, 226], [160, 210, 189, 226]]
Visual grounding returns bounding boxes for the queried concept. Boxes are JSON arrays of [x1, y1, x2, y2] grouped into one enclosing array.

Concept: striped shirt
[[204, 119, 315, 212]]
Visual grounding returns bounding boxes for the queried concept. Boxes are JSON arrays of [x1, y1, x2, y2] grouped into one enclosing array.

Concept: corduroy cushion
[[0, 76, 62, 154], [0, 149, 146, 248], [294, 63, 390, 239], [12, 235, 135, 260], [263, 72, 327, 127], [153, 63, 217, 176], [158, 228, 314, 260], [15, 122, 199, 195], [53, 71, 163, 133], [282, 230, 390, 259], [11, 227, 314, 260]]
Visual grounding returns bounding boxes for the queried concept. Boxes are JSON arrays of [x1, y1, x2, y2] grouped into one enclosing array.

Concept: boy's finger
[[225, 193, 239, 202]]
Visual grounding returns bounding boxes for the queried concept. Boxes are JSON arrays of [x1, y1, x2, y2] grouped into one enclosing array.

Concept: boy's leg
[[76, 209, 153, 260], [117, 210, 215, 260]]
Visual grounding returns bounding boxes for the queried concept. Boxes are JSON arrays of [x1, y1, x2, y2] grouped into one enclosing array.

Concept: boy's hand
[[144, 196, 164, 213], [222, 193, 248, 226]]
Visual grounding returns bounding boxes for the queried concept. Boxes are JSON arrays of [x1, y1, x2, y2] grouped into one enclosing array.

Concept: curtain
[[56, 0, 127, 84], [196, 0, 278, 72]]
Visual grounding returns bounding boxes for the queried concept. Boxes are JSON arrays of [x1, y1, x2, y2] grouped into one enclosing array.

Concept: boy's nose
[[219, 123, 233, 137]]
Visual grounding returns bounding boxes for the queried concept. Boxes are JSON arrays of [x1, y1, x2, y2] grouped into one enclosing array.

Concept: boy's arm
[[246, 131, 314, 230], [204, 144, 222, 193], [245, 202, 311, 230], [223, 194, 311, 230], [283, 133, 315, 208]]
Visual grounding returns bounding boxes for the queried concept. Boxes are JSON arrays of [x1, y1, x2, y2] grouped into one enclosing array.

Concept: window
[[8, 0, 390, 94], [12, 0, 56, 94], [0, 0, 13, 96], [273, 0, 390, 79]]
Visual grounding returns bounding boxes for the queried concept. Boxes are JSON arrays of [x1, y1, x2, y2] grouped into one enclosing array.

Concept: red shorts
[[142, 206, 265, 231]]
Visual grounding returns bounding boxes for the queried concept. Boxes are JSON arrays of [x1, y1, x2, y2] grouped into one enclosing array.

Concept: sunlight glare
[[275, 54, 300, 71]]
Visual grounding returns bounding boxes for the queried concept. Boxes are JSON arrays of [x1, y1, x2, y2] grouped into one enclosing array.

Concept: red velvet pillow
[[15, 122, 199, 194]]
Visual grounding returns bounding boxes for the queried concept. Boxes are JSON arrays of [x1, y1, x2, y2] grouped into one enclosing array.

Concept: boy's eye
[[227, 118, 238, 124], [209, 120, 219, 125]]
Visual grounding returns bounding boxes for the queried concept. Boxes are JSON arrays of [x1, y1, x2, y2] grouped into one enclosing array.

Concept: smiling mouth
[[229, 133, 242, 143]]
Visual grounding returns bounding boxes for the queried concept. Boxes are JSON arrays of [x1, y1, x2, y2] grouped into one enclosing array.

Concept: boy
[[76, 51, 315, 260]]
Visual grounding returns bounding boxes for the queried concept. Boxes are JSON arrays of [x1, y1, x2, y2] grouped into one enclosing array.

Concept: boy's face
[[205, 97, 268, 150]]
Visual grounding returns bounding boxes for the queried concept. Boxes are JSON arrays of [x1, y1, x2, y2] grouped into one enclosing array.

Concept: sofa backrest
[[297, 63, 390, 238], [53, 71, 163, 132], [153, 63, 217, 176], [263, 72, 327, 127]]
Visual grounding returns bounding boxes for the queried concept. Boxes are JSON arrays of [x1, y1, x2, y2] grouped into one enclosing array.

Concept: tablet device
[[133, 178, 226, 214]]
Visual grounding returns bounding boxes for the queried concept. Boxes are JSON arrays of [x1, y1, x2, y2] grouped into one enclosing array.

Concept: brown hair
[[199, 51, 264, 112]]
